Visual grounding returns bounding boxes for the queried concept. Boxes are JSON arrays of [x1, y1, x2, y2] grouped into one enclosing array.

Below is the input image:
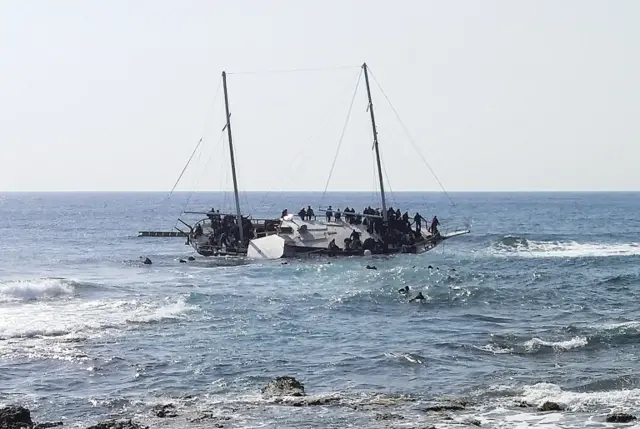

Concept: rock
[[374, 413, 404, 421], [187, 414, 230, 424], [85, 419, 148, 429], [606, 413, 637, 423], [34, 423, 63, 429], [188, 256, 196, 261], [366, 265, 377, 270], [538, 401, 564, 412], [422, 401, 466, 412], [261, 376, 305, 397], [0, 406, 33, 429], [152, 404, 177, 418]]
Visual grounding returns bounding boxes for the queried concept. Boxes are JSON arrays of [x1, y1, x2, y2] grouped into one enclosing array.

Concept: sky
[[0, 0, 638, 192]]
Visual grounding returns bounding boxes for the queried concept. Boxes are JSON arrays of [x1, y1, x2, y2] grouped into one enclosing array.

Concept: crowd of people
[[192, 208, 257, 249], [295, 205, 441, 252]]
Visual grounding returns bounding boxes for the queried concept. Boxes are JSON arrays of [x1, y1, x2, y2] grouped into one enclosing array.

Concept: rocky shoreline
[[2, 377, 638, 428]]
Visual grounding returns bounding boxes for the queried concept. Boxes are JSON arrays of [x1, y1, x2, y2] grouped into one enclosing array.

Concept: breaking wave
[[0, 277, 80, 302], [492, 236, 640, 258]]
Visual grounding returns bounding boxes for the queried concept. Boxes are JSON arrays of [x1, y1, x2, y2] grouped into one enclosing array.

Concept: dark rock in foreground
[[152, 404, 177, 418], [86, 419, 148, 429], [262, 376, 305, 397], [606, 413, 637, 423], [0, 406, 33, 429], [538, 401, 564, 412]]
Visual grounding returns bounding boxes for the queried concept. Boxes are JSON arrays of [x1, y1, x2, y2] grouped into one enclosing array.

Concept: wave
[[0, 296, 198, 341], [523, 336, 588, 352], [0, 277, 81, 302], [492, 236, 640, 258]]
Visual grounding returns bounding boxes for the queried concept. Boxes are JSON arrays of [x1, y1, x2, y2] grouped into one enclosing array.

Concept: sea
[[1, 191, 639, 428]]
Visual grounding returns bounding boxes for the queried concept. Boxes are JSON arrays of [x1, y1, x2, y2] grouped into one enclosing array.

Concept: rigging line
[[167, 138, 203, 197], [258, 67, 364, 209], [227, 65, 360, 76], [176, 132, 225, 224], [321, 68, 363, 201], [165, 80, 223, 202], [379, 150, 398, 209], [368, 69, 455, 206]]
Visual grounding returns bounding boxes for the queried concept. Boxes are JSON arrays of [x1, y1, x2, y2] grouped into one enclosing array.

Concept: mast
[[362, 62, 388, 222], [221, 71, 244, 246]]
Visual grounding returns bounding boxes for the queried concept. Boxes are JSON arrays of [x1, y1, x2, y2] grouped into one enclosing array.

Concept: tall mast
[[221, 71, 244, 246], [362, 62, 388, 222]]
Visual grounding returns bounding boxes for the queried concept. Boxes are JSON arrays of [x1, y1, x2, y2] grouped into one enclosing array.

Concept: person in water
[[409, 291, 426, 302], [398, 285, 410, 294]]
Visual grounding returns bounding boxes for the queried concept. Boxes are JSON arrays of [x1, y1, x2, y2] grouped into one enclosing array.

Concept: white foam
[[523, 336, 588, 352], [495, 240, 640, 258], [0, 277, 75, 302], [0, 296, 197, 341], [474, 344, 514, 354], [520, 382, 640, 413]]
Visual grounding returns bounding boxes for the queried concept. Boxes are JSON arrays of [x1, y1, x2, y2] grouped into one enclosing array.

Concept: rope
[[227, 65, 359, 76], [256, 68, 362, 209], [167, 138, 203, 197], [368, 68, 455, 206], [321, 69, 363, 201]]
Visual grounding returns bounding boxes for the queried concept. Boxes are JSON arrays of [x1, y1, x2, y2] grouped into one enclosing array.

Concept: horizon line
[[1, 189, 639, 193]]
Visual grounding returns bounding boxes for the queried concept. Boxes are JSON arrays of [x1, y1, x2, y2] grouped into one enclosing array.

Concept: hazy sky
[[1, 0, 638, 192]]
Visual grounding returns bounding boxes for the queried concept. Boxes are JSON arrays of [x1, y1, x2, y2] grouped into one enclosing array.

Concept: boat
[[175, 63, 470, 259]]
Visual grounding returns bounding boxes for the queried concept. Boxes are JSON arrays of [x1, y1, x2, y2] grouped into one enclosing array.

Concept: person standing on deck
[[414, 212, 422, 232], [298, 207, 307, 220], [430, 216, 440, 235], [326, 206, 333, 222], [307, 206, 315, 220]]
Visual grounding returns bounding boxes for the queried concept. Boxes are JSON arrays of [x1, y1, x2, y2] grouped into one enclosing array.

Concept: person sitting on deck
[[326, 206, 333, 222], [335, 209, 341, 221], [298, 207, 307, 220], [194, 223, 203, 237], [281, 209, 288, 219]]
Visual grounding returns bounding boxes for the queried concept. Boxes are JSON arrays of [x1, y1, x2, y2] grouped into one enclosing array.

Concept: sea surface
[[1, 191, 640, 428]]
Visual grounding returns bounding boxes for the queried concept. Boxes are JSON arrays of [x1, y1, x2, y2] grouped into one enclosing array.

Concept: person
[[326, 206, 333, 222], [307, 206, 315, 220], [409, 291, 426, 303], [430, 216, 440, 235], [281, 209, 288, 218], [194, 223, 203, 237], [335, 209, 341, 221], [298, 207, 307, 220], [414, 212, 422, 232]]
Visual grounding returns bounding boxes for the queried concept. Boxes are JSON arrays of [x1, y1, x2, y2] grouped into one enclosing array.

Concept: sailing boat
[[180, 63, 469, 259], [246, 63, 470, 259], [179, 71, 279, 257]]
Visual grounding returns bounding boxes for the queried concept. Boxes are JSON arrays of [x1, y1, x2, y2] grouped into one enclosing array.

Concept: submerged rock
[[422, 401, 466, 412], [0, 406, 33, 429], [152, 404, 177, 418], [34, 423, 63, 429], [374, 412, 405, 421], [606, 413, 637, 423], [538, 401, 564, 412], [86, 419, 148, 429], [262, 376, 305, 397]]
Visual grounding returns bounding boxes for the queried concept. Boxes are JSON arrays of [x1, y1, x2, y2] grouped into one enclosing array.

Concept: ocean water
[[1, 191, 640, 428]]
